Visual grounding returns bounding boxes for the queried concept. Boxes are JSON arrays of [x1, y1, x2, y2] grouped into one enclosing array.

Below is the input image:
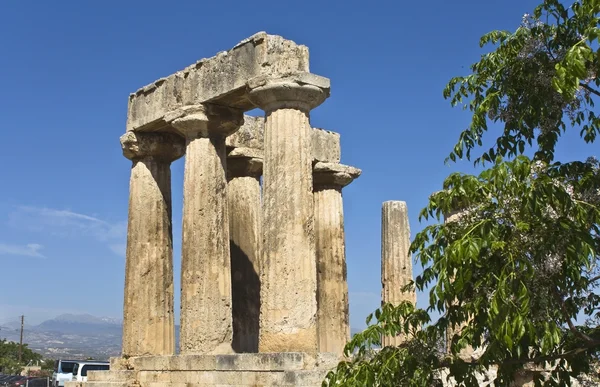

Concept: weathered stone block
[[88, 353, 338, 386], [226, 115, 341, 163], [127, 32, 309, 132], [311, 128, 340, 162], [87, 370, 134, 382]]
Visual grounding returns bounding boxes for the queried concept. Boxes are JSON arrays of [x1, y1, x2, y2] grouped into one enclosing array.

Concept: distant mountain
[[1, 313, 357, 360], [0, 314, 123, 360], [36, 314, 122, 335], [51, 313, 122, 325]]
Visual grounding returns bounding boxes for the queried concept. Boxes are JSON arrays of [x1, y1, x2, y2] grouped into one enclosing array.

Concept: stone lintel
[[226, 116, 341, 163], [127, 32, 310, 132], [227, 146, 263, 159], [313, 162, 361, 188]]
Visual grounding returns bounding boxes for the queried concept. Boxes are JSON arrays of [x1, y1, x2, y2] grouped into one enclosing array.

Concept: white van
[[71, 361, 110, 383], [52, 359, 78, 387]]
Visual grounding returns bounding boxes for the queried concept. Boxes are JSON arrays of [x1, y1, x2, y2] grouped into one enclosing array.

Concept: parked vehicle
[[1, 375, 25, 387], [71, 361, 109, 383], [10, 376, 33, 387], [51, 360, 77, 387]]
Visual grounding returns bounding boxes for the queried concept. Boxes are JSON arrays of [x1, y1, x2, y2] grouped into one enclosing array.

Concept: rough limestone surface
[[226, 115, 341, 163], [171, 105, 243, 355], [381, 201, 416, 347], [119, 132, 185, 357], [67, 353, 341, 387], [227, 154, 263, 353], [313, 163, 361, 355], [126, 32, 309, 132], [248, 74, 329, 353]]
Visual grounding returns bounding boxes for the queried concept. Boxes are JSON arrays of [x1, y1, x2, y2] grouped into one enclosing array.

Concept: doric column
[[381, 201, 415, 347], [248, 73, 330, 353], [168, 104, 243, 355], [119, 131, 185, 357], [313, 162, 361, 355], [227, 147, 263, 353]]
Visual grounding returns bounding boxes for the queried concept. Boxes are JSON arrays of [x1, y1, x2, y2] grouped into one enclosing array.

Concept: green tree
[[325, 1, 600, 385], [0, 339, 43, 375]]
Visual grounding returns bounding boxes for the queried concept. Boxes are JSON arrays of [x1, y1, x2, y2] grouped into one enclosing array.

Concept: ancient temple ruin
[[66, 32, 368, 386]]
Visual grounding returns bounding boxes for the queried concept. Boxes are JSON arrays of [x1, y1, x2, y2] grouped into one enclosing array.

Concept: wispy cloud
[[0, 243, 45, 258], [8, 206, 126, 257]]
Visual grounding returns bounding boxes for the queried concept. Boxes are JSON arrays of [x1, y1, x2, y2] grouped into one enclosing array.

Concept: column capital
[[247, 73, 330, 113], [166, 103, 244, 139], [313, 162, 361, 189], [227, 147, 263, 178], [120, 131, 185, 162]]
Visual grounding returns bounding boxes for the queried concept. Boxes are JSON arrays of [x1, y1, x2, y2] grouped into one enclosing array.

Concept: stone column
[[168, 104, 243, 355], [119, 131, 185, 357], [381, 201, 415, 347], [248, 73, 330, 353], [443, 206, 473, 358], [313, 162, 361, 355], [227, 148, 263, 353]]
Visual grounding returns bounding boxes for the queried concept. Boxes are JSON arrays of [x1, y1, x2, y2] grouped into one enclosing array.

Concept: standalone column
[[313, 162, 361, 355], [381, 201, 415, 347], [227, 149, 263, 353], [444, 207, 473, 358], [120, 131, 185, 357], [169, 104, 243, 355], [248, 73, 330, 353]]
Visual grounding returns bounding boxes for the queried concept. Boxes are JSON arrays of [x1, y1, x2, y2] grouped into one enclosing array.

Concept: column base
[[66, 352, 340, 387]]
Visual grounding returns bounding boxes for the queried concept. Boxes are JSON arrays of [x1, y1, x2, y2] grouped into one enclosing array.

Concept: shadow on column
[[230, 241, 260, 353]]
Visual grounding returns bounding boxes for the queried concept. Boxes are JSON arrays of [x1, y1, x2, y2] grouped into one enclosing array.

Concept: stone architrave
[[119, 131, 185, 357], [381, 201, 415, 347], [313, 162, 361, 355], [226, 115, 341, 164], [168, 104, 244, 355], [248, 72, 330, 353], [227, 147, 263, 353]]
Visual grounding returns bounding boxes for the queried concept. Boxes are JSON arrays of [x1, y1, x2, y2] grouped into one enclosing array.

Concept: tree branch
[[552, 288, 597, 344], [587, 275, 600, 284], [580, 83, 600, 97], [438, 341, 600, 369]]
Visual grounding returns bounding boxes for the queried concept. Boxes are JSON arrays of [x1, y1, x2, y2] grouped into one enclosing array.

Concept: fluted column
[[248, 73, 330, 353], [313, 162, 361, 355], [168, 104, 243, 355], [227, 148, 263, 353], [381, 201, 415, 347], [120, 131, 185, 357]]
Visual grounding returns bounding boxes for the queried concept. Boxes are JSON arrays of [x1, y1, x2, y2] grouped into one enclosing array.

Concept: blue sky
[[0, 0, 595, 330]]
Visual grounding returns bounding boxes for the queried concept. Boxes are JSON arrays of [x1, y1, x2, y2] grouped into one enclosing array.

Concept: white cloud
[[0, 243, 45, 258], [8, 206, 126, 257], [109, 243, 126, 257]]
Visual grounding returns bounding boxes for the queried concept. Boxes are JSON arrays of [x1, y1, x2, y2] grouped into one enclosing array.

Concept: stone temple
[[68, 32, 416, 387]]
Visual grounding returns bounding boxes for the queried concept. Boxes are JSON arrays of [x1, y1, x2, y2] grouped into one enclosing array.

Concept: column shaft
[[314, 187, 349, 354], [260, 107, 318, 352], [180, 135, 233, 354], [228, 171, 262, 353], [120, 132, 183, 357], [381, 201, 415, 347]]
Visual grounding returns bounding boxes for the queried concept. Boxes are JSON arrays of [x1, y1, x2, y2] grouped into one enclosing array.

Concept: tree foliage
[[325, 1, 600, 385], [0, 339, 43, 375]]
